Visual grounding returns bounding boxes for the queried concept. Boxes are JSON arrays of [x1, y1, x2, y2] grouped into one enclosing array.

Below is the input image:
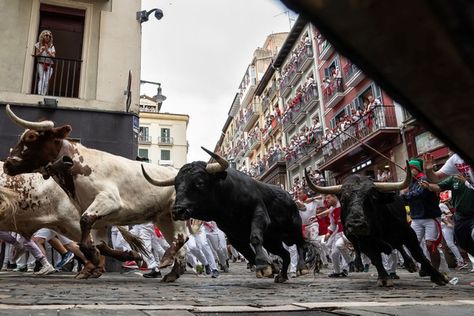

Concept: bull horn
[[141, 165, 175, 187], [201, 147, 229, 173], [374, 161, 412, 192], [6, 104, 54, 131], [304, 168, 342, 194]]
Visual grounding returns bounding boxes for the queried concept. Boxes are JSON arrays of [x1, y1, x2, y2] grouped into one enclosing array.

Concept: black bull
[[142, 148, 315, 283], [305, 168, 449, 287]]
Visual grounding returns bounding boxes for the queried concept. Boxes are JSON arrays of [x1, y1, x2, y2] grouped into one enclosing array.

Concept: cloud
[[141, 0, 294, 162]]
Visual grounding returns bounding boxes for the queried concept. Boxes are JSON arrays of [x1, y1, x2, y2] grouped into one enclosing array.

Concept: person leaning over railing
[[34, 30, 56, 95]]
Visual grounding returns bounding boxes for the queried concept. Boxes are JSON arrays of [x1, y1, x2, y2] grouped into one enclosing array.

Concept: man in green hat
[[401, 159, 443, 271]]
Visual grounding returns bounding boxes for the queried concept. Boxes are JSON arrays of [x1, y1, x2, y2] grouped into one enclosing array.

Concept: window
[[160, 128, 171, 143], [139, 126, 150, 142], [138, 148, 149, 159], [354, 83, 383, 108], [161, 150, 171, 161], [323, 56, 340, 79], [32, 4, 85, 97], [330, 106, 349, 129]]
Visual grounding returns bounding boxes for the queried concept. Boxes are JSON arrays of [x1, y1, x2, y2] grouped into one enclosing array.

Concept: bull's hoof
[[431, 272, 449, 286], [297, 268, 309, 276], [161, 272, 179, 283], [74, 262, 95, 279], [376, 277, 394, 287], [90, 268, 104, 279], [159, 256, 175, 269], [74, 271, 91, 279], [274, 273, 288, 283]]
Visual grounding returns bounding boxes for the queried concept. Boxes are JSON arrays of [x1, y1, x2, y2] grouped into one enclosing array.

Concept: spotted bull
[[3, 105, 188, 281], [305, 164, 448, 287], [142, 147, 310, 283], [0, 161, 147, 267]]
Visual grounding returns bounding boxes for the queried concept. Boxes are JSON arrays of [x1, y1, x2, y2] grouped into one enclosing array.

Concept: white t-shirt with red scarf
[[440, 154, 474, 190], [327, 202, 343, 235]]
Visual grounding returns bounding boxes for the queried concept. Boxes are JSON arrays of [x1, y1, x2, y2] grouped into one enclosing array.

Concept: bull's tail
[[117, 226, 150, 259], [0, 187, 19, 225]]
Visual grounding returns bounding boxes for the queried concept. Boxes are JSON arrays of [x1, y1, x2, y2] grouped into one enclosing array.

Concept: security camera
[[136, 8, 164, 23], [154, 9, 163, 20]]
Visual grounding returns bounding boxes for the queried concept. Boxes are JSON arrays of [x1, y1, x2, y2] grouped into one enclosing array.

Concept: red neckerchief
[[414, 172, 425, 181]]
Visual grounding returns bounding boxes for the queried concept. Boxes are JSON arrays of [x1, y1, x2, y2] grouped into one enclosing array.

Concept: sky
[[140, 0, 297, 162]]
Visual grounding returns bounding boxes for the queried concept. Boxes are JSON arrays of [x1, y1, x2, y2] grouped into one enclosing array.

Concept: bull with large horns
[[3, 104, 189, 282], [304, 165, 448, 286], [142, 147, 315, 283]]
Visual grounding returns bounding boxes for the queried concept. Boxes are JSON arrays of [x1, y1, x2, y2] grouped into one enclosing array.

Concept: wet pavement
[[0, 262, 473, 315]]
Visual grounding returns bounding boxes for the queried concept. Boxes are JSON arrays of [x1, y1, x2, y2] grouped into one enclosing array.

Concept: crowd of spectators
[[279, 35, 312, 89], [321, 96, 382, 153], [288, 169, 326, 198]]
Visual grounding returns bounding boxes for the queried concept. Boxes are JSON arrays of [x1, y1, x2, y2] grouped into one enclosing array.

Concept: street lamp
[[153, 83, 167, 104], [140, 80, 167, 112]]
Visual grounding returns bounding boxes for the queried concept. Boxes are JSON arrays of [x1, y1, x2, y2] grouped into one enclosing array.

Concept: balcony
[[297, 45, 314, 72], [267, 81, 278, 100], [280, 76, 292, 98], [322, 79, 344, 109], [261, 96, 270, 112], [158, 136, 173, 146], [288, 64, 302, 87], [262, 117, 279, 143], [32, 56, 82, 97], [257, 151, 287, 186], [343, 63, 365, 87], [319, 105, 401, 172], [282, 111, 296, 133], [319, 40, 334, 61], [139, 135, 152, 144], [301, 83, 319, 112], [243, 106, 260, 132], [244, 132, 261, 157], [286, 146, 311, 170], [290, 95, 306, 125]]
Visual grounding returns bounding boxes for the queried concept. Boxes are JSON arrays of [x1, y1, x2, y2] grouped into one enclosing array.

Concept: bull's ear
[[52, 125, 72, 139]]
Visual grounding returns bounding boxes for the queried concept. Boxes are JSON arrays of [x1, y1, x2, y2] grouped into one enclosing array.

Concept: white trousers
[[442, 226, 464, 264], [37, 63, 53, 95], [205, 230, 228, 267], [331, 232, 353, 273]]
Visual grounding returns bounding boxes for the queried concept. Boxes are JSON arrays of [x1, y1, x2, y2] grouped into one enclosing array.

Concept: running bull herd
[[1, 104, 449, 287]]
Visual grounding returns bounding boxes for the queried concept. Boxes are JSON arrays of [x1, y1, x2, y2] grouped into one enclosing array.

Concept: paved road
[[0, 262, 473, 315]]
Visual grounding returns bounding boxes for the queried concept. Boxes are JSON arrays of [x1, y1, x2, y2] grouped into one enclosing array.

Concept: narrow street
[[0, 262, 473, 315]]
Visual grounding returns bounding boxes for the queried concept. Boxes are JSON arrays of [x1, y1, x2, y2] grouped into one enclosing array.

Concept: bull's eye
[[25, 133, 38, 142], [194, 181, 205, 189]]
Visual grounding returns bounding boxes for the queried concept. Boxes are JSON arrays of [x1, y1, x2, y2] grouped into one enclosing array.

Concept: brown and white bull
[[0, 161, 146, 268], [3, 105, 189, 281]]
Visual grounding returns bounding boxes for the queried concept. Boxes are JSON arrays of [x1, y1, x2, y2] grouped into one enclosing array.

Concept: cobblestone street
[[0, 262, 473, 315]]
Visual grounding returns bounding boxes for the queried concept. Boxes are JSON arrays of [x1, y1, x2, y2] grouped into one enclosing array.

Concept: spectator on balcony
[[303, 35, 311, 47], [376, 169, 384, 182], [273, 104, 281, 117], [351, 108, 362, 122], [35, 30, 56, 96], [333, 66, 343, 89], [381, 167, 392, 182], [367, 95, 381, 109]]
